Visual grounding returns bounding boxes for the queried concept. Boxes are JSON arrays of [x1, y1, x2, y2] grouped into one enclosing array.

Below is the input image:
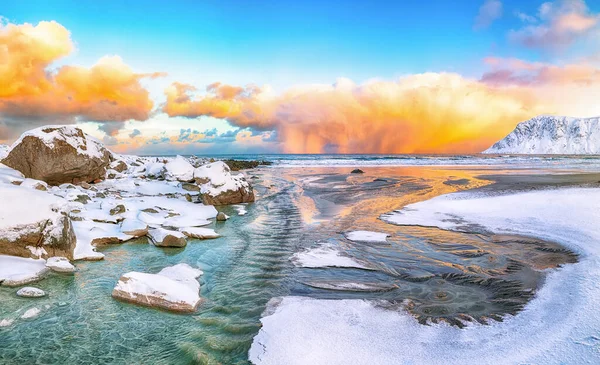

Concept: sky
[[1, 0, 600, 154]]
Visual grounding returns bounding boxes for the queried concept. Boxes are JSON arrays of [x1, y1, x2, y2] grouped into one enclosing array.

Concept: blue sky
[[1, 0, 600, 154]]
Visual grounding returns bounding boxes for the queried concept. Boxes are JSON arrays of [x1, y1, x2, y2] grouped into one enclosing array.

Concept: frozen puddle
[[290, 243, 369, 269], [251, 187, 600, 364]]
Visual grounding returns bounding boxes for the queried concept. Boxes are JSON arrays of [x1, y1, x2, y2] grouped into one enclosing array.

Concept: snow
[[290, 243, 369, 269], [180, 227, 220, 239], [194, 161, 250, 197], [0, 319, 14, 327], [484, 115, 600, 154], [0, 255, 48, 287], [344, 230, 389, 242], [145, 162, 165, 178], [163, 155, 195, 182], [11, 125, 107, 159], [120, 218, 148, 236], [20, 307, 41, 319], [162, 215, 211, 229], [0, 163, 24, 184], [46, 257, 75, 273], [112, 263, 203, 312], [147, 228, 187, 247], [19, 178, 48, 190], [72, 221, 135, 260], [0, 144, 9, 159], [251, 187, 600, 364], [0, 184, 67, 233]]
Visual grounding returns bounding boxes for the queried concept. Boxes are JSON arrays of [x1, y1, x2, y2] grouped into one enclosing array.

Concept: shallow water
[[0, 166, 579, 364]]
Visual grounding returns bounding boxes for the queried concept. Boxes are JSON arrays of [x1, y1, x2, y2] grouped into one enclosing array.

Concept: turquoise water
[[0, 166, 578, 364]]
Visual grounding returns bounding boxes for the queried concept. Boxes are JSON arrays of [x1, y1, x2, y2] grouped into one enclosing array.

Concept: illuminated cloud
[[0, 20, 159, 139], [164, 74, 548, 154], [474, 0, 503, 30], [482, 57, 600, 86], [508, 0, 599, 49]]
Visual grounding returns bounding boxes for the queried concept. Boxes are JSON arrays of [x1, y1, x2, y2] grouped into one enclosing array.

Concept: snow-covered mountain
[[483, 115, 600, 154]]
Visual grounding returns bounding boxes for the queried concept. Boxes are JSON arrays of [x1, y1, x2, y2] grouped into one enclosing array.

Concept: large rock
[[148, 228, 187, 247], [164, 155, 195, 182], [112, 263, 203, 312], [194, 161, 255, 206], [0, 184, 76, 259], [2, 126, 112, 185]]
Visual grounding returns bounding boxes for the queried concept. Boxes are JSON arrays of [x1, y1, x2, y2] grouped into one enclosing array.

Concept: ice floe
[[344, 230, 389, 243], [180, 227, 220, 239], [290, 243, 369, 269]]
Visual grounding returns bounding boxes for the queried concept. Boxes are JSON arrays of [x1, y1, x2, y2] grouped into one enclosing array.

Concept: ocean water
[[0, 157, 589, 364]]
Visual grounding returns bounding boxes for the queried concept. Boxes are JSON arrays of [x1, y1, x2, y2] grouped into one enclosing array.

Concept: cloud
[[0, 20, 160, 137], [102, 135, 118, 146], [474, 0, 503, 30], [482, 56, 600, 86], [163, 74, 548, 154], [508, 0, 599, 49], [129, 129, 141, 138]]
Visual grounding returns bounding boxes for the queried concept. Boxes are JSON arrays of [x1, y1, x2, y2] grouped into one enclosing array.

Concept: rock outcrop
[[112, 263, 203, 312], [194, 161, 255, 205], [2, 126, 112, 185], [148, 228, 187, 247]]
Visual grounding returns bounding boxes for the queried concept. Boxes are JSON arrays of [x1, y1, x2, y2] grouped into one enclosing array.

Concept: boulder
[[2, 126, 112, 185], [194, 161, 255, 206], [46, 257, 76, 273], [0, 184, 76, 259], [120, 218, 148, 237], [216, 212, 228, 221], [110, 160, 128, 173], [180, 227, 220, 239], [16, 287, 46, 298], [351, 169, 364, 174], [148, 228, 187, 247], [112, 263, 203, 312]]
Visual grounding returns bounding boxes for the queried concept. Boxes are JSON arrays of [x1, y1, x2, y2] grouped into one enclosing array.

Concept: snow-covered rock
[[484, 115, 600, 154], [19, 178, 48, 191], [72, 221, 134, 260], [16, 287, 46, 298], [194, 161, 254, 205], [148, 228, 187, 247], [164, 155, 195, 182], [0, 144, 9, 159], [112, 263, 203, 312], [46, 256, 76, 273], [2, 125, 112, 185], [290, 243, 370, 269], [120, 218, 148, 237], [0, 256, 49, 287], [21, 307, 41, 319], [0, 184, 76, 259], [180, 227, 220, 239]]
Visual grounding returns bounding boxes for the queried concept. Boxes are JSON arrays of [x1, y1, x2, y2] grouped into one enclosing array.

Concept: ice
[[233, 204, 247, 216], [251, 187, 600, 364], [344, 230, 389, 242], [0, 255, 48, 287], [290, 243, 369, 269]]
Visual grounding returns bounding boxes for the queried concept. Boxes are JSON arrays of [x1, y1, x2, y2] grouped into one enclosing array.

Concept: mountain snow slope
[[483, 115, 600, 154]]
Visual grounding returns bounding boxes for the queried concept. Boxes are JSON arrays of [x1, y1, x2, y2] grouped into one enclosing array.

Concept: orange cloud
[[163, 74, 547, 154], [482, 57, 600, 85], [0, 20, 158, 136]]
